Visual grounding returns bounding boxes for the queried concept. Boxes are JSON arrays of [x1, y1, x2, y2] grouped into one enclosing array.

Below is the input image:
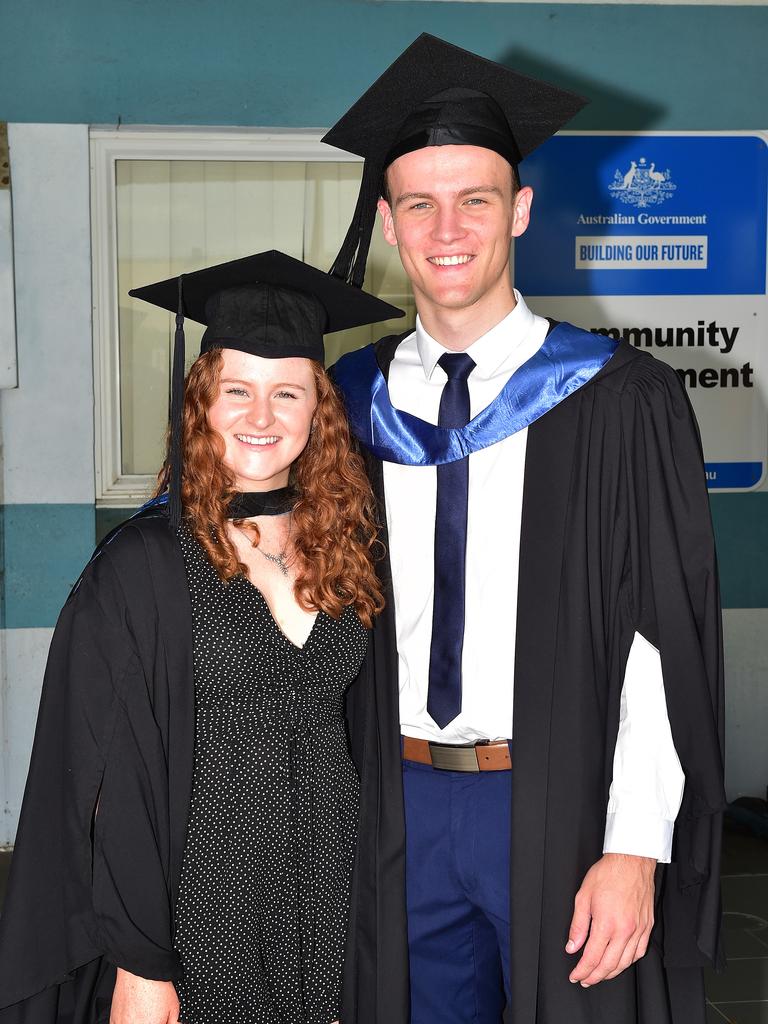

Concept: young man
[[329, 35, 724, 1024]]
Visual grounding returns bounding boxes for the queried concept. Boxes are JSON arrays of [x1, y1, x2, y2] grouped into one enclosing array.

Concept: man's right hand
[[110, 967, 180, 1024]]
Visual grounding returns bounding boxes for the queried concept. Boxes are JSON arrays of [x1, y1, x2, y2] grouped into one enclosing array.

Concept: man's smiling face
[[378, 145, 532, 326]]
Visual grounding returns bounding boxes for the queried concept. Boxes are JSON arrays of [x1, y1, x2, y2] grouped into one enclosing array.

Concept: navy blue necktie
[[427, 352, 476, 729]]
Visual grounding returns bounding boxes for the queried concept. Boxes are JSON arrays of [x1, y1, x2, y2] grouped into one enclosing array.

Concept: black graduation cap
[[130, 249, 404, 526], [323, 33, 588, 287]]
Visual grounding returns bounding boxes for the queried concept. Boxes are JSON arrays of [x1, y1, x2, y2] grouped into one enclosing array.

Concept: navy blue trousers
[[402, 756, 512, 1024]]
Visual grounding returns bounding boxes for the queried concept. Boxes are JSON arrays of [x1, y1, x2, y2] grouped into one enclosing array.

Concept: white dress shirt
[[383, 292, 685, 861]]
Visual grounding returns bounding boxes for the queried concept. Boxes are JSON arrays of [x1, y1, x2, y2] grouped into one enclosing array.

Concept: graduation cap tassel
[[168, 275, 186, 530], [328, 181, 366, 286], [329, 161, 381, 289]]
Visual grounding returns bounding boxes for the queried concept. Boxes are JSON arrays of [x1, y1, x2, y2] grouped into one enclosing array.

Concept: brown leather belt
[[402, 736, 511, 772]]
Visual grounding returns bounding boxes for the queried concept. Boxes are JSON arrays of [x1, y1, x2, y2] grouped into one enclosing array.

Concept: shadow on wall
[[497, 45, 666, 131]]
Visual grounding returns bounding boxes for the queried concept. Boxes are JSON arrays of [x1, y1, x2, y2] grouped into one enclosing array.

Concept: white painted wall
[[0, 190, 18, 390], [2, 615, 764, 844], [0, 123, 765, 848], [0, 632, 8, 845], [0, 124, 94, 844], [1, 629, 51, 839], [2, 124, 94, 505]]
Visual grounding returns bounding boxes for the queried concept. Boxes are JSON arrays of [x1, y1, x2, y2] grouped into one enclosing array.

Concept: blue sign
[[705, 462, 763, 489], [516, 135, 768, 296]]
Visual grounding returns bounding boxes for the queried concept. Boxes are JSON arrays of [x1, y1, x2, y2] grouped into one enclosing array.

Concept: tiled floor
[[706, 829, 768, 1023], [1, 830, 766, 1019]]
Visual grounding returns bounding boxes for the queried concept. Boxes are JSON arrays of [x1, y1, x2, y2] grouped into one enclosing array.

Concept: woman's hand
[[110, 967, 180, 1024]]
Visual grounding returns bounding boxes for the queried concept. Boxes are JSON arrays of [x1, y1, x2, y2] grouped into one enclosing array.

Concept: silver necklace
[[257, 515, 292, 576]]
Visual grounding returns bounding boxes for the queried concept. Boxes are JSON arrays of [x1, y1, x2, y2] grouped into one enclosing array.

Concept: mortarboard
[[323, 33, 588, 288], [130, 249, 404, 526]]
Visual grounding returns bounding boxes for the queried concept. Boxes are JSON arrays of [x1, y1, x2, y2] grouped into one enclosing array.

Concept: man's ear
[[378, 197, 398, 247], [511, 185, 534, 240]]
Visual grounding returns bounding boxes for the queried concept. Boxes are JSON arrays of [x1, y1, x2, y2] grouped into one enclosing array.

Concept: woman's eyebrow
[[220, 377, 307, 391]]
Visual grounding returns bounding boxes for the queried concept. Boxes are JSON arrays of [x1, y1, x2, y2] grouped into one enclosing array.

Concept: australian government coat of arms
[[608, 156, 677, 208]]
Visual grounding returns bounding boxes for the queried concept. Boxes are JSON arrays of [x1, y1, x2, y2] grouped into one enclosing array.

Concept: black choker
[[227, 487, 296, 519]]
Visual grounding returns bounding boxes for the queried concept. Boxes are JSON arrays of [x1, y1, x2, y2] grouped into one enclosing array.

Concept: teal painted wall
[[0, 2, 765, 820], [2, 489, 764, 636], [98, 496, 768, 610], [710, 495, 768, 610], [1, 2, 766, 130], [1, 1, 766, 628], [1, 505, 95, 629]]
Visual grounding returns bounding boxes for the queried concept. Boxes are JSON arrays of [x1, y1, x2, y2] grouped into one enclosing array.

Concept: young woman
[[0, 251, 403, 1024]]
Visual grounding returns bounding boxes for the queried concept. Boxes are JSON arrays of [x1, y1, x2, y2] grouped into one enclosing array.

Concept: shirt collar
[[415, 290, 538, 381]]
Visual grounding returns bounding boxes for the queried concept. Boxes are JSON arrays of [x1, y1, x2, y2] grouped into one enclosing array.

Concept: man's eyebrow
[[395, 185, 503, 207], [456, 185, 503, 199], [395, 191, 433, 207]]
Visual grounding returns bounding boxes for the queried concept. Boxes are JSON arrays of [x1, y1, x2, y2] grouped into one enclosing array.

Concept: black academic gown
[[0, 510, 196, 1022], [341, 331, 725, 1024]]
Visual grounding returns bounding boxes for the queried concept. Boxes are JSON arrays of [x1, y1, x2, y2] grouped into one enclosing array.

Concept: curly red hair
[[156, 348, 383, 628]]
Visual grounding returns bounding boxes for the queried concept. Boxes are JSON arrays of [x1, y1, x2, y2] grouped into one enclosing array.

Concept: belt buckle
[[428, 743, 479, 772]]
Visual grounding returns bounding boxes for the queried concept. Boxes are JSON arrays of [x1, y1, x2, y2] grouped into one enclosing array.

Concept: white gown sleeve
[[603, 631, 685, 863]]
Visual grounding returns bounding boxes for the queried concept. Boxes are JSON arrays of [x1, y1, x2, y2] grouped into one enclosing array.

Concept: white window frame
[[90, 126, 361, 507]]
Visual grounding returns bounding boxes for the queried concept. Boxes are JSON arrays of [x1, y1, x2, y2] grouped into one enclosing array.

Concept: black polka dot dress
[[173, 527, 367, 1024]]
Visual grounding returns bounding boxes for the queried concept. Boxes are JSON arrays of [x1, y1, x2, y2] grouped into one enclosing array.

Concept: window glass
[[116, 159, 413, 475]]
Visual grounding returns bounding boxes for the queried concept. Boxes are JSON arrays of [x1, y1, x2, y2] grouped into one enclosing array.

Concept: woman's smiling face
[[207, 348, 318, 491]]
